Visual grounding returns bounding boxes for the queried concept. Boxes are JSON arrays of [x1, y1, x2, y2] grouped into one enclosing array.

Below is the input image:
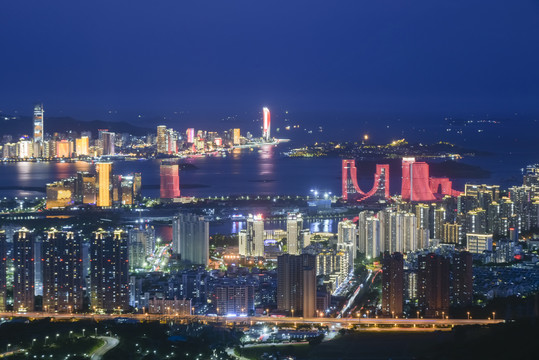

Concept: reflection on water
[[310, 219, 335, 233], [211, 218, 340, 235]]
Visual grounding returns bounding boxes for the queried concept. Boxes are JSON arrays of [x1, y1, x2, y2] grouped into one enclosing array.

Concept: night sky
[[1, 0, 539, 127]]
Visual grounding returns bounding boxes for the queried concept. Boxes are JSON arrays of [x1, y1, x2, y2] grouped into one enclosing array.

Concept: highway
[[0, 312, 504, 328], [90, 336, 119, 360]]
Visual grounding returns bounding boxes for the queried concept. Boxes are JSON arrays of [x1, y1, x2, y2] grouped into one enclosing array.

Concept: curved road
[[91, 336, 119, 360]]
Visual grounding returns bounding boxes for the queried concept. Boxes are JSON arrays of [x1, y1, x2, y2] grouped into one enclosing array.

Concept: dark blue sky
[[1, 0, 538, 126]]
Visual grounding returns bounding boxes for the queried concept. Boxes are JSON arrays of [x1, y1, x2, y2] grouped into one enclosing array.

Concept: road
[[90, 336, 119, 360], [0, 312, 504, 328]]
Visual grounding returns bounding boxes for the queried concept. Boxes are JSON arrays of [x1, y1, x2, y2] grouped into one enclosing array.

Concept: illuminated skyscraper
[[90, 229, 129, 311], [0, 230, 6, 311], [286, 213, 303, 255], [338, 219, 357, 268], [246, 214, 265, 257], [56, 139, 72, 158], [172, 214, 209, 265], [75, 136, 89, 156], [13, 228, 35, 312], [160, 163, 181, 201], [262, 107, 271, 141], [341, 160, 390, 202], [166, 128, 177, 154], [186, 128, 195, 143], [33, 103, 44, 156], [96, 162, 113, 207], [233, 128, 241, 145], [157, 125, 167, 154], [101, 131, 115, 156], [42, 229, 83, 313]]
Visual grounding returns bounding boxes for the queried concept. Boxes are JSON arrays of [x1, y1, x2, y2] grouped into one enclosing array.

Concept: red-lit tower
[[160, 163, 181, 201], [263, 107, 271, 142], [401, 158, 436, 202], [342, 159, 390, 202]]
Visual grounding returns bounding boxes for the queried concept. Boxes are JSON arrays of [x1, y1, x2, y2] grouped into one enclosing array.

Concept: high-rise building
[[186, 128, 195, 143], [76, 172, 97, 204], [451, 251, 473, 306], [402, 158, 436, 202], [262, 107, 271, 141], [33, 103, 44, 156], [160, 163, 181, 201], [382, 252, 404, 317], [338, 220, 357, 268], [128, 227, 156, 270], [342, 160, 390, 202], [42, 229, 83, 312], [466, 233, 493, 254], [157, 125, 168, 154], [365, 216, 381, 259], [46, 178, 75, 209], [442, 223, 462, 245], [287, 213, 303, 255], [433, 208, 446, 239], [246, 214, 265, 257], [13, 228, 35, 312], [0, 230, 6, 311], [172, 214, 209, 265], [75, 136, 89, 156], [96, 162, 113, 207], [56, 139, 73, 158], [214, 283, 254, 316], [418, 253, 450, 318], [90, 229, 129, 311], [101, 131, 115, 156], [233, 128, 241, 145], [277, 254, 316, 317]]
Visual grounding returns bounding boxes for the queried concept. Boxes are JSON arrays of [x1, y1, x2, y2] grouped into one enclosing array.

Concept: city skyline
[[0, 1, 538, 359]]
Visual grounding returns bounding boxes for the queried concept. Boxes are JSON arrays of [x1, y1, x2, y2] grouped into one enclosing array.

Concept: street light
[[417, 311, 420, 319], [82, 329, 86, 337], [492, 312, 496, 320], [467, 311, 470, 320], [45, 336, 49, 345], [32, 339, 36, 347], [6, 344, 10, 352]]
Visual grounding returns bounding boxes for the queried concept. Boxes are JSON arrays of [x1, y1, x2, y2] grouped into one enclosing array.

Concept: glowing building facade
[[262, 107, 271, 141], [160, 163, 181, 201], [186, 128, 195, 143], [96, 162, 113, 207], [33, 103, 44, 145], [401, 158, 461, 202], [341, 159, 390, 202]]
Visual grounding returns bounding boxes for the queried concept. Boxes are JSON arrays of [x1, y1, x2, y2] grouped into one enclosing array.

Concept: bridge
[[0, 312, 503, 328]]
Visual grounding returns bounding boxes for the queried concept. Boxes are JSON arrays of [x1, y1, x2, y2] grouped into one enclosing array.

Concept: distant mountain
[[0, 115, 153, 137]]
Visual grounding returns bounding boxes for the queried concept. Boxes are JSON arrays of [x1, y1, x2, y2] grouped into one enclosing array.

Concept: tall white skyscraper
[[33, 103, 44, 157], [246, 214, 265, 257], [365, 216, 381, 259], [338, 219, 357, 270], [286, 213, 303, 255]]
